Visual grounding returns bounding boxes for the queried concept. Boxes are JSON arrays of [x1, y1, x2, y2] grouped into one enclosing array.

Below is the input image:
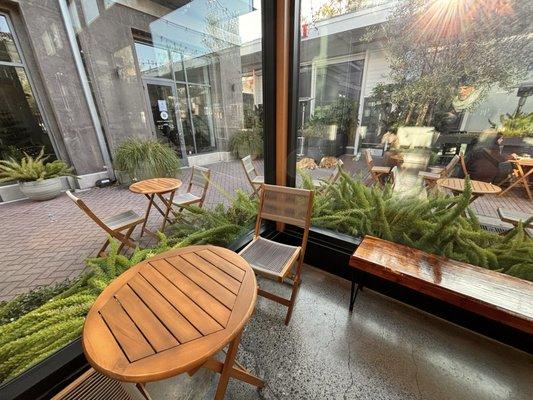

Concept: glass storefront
[[68, 0, 264, 166], [0, 15, 54, 160]]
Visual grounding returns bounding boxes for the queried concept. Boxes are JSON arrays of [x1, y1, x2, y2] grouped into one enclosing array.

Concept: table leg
[[210, 331, 264, 399], [159, 190, 176, 232], [139, 194, 155, 238], [214, 332, 240, 400], [499, 167, 533, 200]]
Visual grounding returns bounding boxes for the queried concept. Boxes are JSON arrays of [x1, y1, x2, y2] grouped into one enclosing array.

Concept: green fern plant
[[113, 138, 181, 181], [0, 148, 76, 183], [228, 129, 263, 158]]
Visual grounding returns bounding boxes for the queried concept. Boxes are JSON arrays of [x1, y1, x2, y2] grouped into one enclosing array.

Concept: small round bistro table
[[129, 178, 181, 236], [437, 177, 501, 203], [82, 245, 263, 400]]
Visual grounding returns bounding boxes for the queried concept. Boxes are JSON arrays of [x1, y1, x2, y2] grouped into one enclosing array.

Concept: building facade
[[0, 0, 254, 201]]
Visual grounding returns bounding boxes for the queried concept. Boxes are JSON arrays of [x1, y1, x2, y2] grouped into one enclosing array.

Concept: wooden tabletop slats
[[139, 265, 223, 336], [196, 249, 246, 282], [127, 275, 202, 343], [207, 247, 249, 272], [180, 252, 241, 295], [83, 245, 258, 383], [99, 299, 155, 362], [129, 178, 182, 195], [114, 285, 179, 352], [166, 255, 238, 307], [437, 177, 501, 195], [150, 259, 232, 326]]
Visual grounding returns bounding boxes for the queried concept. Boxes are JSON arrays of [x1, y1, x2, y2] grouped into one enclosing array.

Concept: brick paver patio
[[0, 157, 531, 301]]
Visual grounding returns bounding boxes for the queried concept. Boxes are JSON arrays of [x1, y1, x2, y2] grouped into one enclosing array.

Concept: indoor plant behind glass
[[0, 149, 76, 201], [113, 138, 181, 184]]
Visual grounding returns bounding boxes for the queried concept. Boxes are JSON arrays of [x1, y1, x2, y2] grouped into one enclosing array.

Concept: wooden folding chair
[[239, 184, 313, 325], [313, 159, 344, 188], [459, 153, 469, 177], [418, 154, 460, 189], [241, 155, 264, 197], [388, 165, 399, 189], [66, 191, 144, 256], [170, 166, 211, 212], [364, 149, 391, 186]]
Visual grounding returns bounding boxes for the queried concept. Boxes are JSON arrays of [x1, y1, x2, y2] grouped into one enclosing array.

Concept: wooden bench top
[[498, 208, 533, 227], [83, 245, 257, 383], [350, 236, 533, 334]]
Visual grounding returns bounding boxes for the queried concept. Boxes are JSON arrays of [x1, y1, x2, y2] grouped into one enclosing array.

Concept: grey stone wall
[[73, 0, 155, 152], [16, 0, 106, 174]]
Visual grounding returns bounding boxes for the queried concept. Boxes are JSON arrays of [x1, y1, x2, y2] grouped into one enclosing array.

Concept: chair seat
[[418, 171, 441, 180], [172, 192, 202, 206], [240, 237, 301, 278], [252, 176, 264, 185], [103, 210, 144, 231], [312, 179, 326, 187], [371, 166, 391, 174]]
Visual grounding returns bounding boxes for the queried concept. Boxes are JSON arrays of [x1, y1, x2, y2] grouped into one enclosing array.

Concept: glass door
[[144, 79, 188, 163]]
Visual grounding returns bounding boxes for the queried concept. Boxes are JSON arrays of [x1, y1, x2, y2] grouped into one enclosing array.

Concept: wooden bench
[[349, 236, 533, 334]]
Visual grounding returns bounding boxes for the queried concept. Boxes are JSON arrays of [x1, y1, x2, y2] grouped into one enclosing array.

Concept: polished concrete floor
[[145, 265, 533, 400]]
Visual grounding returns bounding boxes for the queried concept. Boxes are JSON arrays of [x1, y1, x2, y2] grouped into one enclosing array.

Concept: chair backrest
[[443, 155, 460, 177], [255, 184, 313, 230], [66, 191, 114, 235], [188, 166, 211, 201], [241, 155, 257, 180], [390, 166, 399, 189], [331, 159, 344, 183], [364, 149, 374, 169], [459, 154, 468, 177]]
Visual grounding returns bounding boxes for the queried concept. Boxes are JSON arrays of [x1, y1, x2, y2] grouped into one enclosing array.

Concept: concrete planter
[[19, 178, 63, 201]]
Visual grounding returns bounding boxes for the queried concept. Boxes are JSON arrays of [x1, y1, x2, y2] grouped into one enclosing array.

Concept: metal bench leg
[[349, 271, 365, 312]]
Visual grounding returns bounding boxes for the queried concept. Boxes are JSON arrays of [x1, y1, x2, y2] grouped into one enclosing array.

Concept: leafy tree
[[313, 0, 369, 21], [368, 0, 533, 126]]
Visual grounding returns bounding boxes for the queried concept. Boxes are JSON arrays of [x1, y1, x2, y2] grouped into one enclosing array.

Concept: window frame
[[0, 12, 59, 158]]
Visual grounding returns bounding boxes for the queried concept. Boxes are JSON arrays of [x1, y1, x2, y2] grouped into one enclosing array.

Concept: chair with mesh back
[[66, 191, 144, 256], [313, 159, 344, 188], [241, 155, 264, 197], [418, 154, 460, 188], [364, 149, 392, 186], [388, 165, 399, 189], [239, 184, 314, 325], [171, 166, 211, 212]]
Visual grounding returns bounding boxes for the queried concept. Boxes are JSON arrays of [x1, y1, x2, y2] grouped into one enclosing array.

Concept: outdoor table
[[82, 245, 263, 400], [499, 158, 533, 200], [437, 177, 501, 203], [129, 178, 181, 236]]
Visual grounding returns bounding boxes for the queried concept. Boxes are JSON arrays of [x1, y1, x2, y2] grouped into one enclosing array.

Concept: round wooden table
[[129, 178, 181, 236], [437, 177, 501, 202], [82, 245, 263, 399]]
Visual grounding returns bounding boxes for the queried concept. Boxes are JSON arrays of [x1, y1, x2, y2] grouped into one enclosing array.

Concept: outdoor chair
[[418, 154, 460, 188], [239, 184, 314, 325], [242, 155, 264, 197], [170, 166, 211, 212], [388, 165, 399, 189], [66, 191, 144, 256], [313, 159, 344, 188], [364, 149, 392, 186], [52, 368, 147, 400]]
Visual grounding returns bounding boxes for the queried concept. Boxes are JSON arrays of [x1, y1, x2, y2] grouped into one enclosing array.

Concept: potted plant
[[113, 138, 181, 184], [0, 149, 76, 201], [229, 128, 263, 159]]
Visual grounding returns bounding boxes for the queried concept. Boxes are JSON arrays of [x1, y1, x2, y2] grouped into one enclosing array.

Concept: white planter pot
[[19, 178, 63, 201]]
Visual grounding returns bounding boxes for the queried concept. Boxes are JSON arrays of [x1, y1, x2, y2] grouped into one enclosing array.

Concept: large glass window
[[0, 15, 54, 161], [295, 0, 532, 284]]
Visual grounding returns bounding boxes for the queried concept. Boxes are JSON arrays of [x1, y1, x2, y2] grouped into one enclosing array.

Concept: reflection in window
[[0, 16, 21, 63], [0, 16, 53, 161]]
